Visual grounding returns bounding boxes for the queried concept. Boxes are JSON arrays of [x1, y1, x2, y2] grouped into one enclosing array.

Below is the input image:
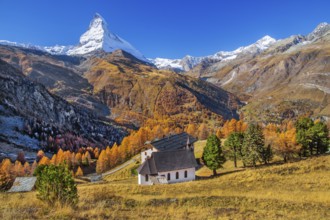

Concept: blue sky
[[0, 0, 329, 59]]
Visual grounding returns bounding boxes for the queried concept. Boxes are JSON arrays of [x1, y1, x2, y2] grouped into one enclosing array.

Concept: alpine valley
[[0, 14, 241, 158], [0, 13, 329, 159]]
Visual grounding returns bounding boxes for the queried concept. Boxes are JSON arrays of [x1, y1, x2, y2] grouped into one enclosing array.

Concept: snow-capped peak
[[67, 13, 148, 62], [307, 22, 330, 41], [0, 13, 148, 62], [255, 35, 277, 49]]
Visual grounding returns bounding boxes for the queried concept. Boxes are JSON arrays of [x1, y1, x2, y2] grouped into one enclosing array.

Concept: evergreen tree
[[295, 118, 314, 156], [242, 124, 265, 167], [202, 134, 226, 176], [224, 132, 244, 168], [259, 144, 273, 164], [34, 164, 78, 206], [310, 121, 329, 154], [296, 118, 329, 156]]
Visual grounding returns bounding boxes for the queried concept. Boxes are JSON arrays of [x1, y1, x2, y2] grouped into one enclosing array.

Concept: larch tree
[[23, 162, 31, 176], [202, 134, 226, 176], [198, 123, 209, 140], [110, 144, 119, 167], [82, 151, 91, 166], [75, 153, 82, 166], [0, 159, 13, 190], [215, 128, 223, 139], [31, 160, 38, 174], [96, 150, 109, 174], [75, 166, 83, 177], [37, 150, 45, 161], [274, 128, 301, 162], [38, 156, 50, 166], [13, 161, 24, 176], [56, 149, 64, 165], [50, 154, 57, 165]]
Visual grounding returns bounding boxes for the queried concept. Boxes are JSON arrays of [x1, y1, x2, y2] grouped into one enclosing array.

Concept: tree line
[[202, 117, 329, 175]]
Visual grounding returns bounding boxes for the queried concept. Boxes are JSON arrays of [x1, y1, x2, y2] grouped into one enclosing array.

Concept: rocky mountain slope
[[186, 22, 330, 123], [0, 45, 111, 116], [0, 59, 126, 159], [80, 50, 241, 126], [0, 43, 242, 126]]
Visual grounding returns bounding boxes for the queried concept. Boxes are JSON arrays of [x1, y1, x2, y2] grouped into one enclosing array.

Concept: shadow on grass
[[196, 169, 245, 180]]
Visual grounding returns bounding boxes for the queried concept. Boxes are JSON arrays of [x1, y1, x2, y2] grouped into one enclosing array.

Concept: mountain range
[[0, 13, 329, 157], [187, 22, 330, 123], [0, 14, 241, 157]]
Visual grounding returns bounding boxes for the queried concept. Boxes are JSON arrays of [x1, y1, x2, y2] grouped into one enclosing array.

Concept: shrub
[[34, 164, 78, 206]]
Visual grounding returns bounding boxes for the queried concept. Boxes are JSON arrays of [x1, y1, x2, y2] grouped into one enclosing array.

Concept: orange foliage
[[75, 166, 83, 177], [222, 119, 247, 137], [38, 156, 50, 165], [274, 128, 301, 162]]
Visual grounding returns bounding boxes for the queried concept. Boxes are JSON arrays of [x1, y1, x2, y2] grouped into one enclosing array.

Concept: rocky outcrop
[[0, 59, 127, 152]]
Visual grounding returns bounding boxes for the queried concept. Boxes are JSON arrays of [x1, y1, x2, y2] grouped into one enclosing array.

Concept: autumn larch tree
[[75, 166, 83, 177], [37, 150, 45, 162], [274, 128, 301, 162], [198, 123, 209, 140], [96, 150, 109, 174], [38, 156, 50, 166], [202, 134, 226, 176]]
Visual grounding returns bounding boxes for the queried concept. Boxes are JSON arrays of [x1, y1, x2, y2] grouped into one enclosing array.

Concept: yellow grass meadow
[[0, 141, 329, 219]]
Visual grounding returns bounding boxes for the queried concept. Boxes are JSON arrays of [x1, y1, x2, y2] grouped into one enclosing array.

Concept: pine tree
[[242, 124, 265, 167], [224, 132, 244, 168], [202, 134, 226, 176], [310, 121, 329, 155], [34, 164, 78, 206]]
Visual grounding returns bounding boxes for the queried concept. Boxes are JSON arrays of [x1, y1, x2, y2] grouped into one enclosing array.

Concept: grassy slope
[[1, 142, 329, 219]]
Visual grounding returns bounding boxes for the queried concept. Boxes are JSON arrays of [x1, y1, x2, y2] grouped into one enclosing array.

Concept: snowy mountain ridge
[[149, 35, 277, 71]]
